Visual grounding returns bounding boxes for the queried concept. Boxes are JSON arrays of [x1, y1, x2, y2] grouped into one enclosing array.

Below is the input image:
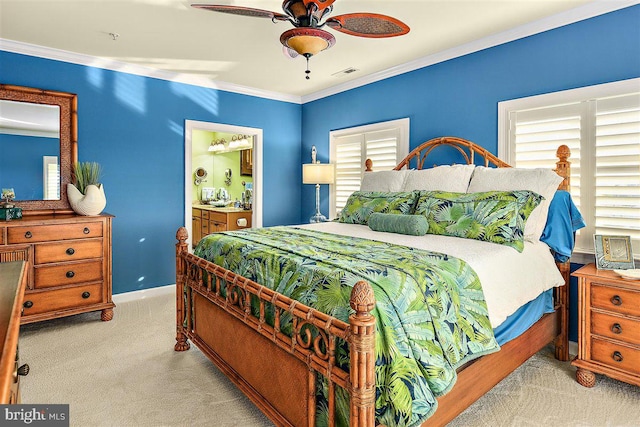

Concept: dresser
[[0, 214, 115, 324], [192, 207, 252, 246], [571, 263, 640, 387], [0, 261, 28, 403]]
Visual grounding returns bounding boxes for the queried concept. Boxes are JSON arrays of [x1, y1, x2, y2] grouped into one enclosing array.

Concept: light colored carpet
[[19, 290, 640, 427]]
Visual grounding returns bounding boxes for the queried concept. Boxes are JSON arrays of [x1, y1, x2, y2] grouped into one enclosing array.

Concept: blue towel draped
[[540, 190, 586, 262]]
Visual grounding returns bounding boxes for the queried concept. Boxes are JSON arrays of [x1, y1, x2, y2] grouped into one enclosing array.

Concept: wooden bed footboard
[[174, 228, 377, 426]]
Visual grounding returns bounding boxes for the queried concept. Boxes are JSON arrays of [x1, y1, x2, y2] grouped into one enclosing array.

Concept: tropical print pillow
[[338, 191, 418, 224], [368, 212, 429, 236], [414, 190, 543, 251]]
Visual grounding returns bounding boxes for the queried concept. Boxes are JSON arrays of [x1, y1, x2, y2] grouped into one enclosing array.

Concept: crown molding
[[0, 38, 303, 105], [301, 0, 640, 103], [1, 1, 637, 105]]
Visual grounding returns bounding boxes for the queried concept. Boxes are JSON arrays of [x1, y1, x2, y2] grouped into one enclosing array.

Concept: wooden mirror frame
[[0, 84, 78, 214]]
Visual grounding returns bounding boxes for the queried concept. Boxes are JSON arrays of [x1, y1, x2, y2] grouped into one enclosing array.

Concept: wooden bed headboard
[[365, 136, 571, 191]]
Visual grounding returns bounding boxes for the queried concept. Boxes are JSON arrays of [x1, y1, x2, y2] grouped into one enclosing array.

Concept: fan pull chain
[[305, 55, 311, 80]]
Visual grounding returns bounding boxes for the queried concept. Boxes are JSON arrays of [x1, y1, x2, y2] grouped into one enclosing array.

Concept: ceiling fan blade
[[302, 0, 336, 12], [326, 13, 410, 38], [192, 4, 289, 21]]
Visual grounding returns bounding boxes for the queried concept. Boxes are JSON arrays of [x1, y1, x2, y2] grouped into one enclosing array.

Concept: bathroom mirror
[[194, 167, 208, 185], [0, 84, 77, 213]]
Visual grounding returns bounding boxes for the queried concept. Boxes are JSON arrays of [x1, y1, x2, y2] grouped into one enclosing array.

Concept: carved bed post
[[554, 144, 571, 361], [175, 227, 190, 352], [349, 281, 376, 427]]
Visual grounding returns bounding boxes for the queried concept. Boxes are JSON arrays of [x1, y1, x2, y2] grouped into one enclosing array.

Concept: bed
[[174, 136, 574, 427]]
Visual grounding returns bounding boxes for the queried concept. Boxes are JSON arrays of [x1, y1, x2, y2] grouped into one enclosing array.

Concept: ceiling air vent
[[332, 67, 359, 77]]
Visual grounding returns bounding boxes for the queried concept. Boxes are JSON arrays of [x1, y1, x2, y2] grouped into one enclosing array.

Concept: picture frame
[[593, 234, 635, 270], [240, 149, 253, 176]]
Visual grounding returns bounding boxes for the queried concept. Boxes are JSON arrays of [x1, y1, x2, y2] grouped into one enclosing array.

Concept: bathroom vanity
[[191, 206, 252, 246]]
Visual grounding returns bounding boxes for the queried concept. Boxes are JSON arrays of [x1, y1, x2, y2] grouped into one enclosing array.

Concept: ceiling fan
[[192, 0, 410, 79]]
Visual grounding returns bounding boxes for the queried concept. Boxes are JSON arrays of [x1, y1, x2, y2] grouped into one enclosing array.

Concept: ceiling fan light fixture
[[280, 28, 335, 57]]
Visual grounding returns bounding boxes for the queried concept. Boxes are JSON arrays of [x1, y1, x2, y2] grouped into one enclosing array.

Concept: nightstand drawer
[[591, 337, 640, 375], [34, 239, 103, 264], [33, 260, 103, 289], [21, 283, 104, 316], [591, 284, 640, 317], [591, 311, 640, 346], [8, 222, 103, 244]]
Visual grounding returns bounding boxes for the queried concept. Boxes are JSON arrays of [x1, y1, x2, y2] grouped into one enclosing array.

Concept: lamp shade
[[303, 163, 335, 184]]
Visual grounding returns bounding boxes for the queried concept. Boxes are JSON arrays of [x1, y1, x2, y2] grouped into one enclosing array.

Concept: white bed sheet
[[299, 222, 564, 328]]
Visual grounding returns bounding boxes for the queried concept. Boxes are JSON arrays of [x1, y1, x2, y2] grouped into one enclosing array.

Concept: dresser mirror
[[0, 84, 77, 213]]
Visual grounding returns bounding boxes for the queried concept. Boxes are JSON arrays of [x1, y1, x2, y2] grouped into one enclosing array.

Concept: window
[[43, 156, 60, 200], [499, 79, 640, 259], [329, 118, 409, 218]]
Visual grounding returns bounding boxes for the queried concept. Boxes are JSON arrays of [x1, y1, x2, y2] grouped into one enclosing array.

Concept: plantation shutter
[[43, 156, 60, 200], [334, 134, 363, 215], [508, 91, 640, 255], [331, 122, 407, 218], [594, 93, 640, 249]]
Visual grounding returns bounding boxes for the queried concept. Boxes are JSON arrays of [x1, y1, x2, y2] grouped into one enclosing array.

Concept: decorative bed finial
[[350, 281, 375, 315]]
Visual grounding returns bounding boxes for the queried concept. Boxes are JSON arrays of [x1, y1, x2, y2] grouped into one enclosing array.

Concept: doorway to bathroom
[[184, 120, 263, 248]]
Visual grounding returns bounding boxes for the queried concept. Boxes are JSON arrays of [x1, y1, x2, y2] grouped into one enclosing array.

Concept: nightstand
[[571, 264, 640, 387]]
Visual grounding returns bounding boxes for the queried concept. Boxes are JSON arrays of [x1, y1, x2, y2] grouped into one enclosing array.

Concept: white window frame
[[498, 78, 640, 264], [329, 118, 410, 218], [43, 155, 59, 200]]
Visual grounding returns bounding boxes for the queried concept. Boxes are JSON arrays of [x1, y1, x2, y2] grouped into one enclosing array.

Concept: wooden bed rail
[[175, 227, 377, 426]]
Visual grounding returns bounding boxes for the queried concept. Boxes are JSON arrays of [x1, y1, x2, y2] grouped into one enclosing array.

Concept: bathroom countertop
[[194, 205, 251, 213]]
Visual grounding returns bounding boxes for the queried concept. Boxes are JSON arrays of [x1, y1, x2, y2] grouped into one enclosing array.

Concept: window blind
[[330, 120, 409, 218], [43, 156, 60, 200], [508, 91, 640, 256]]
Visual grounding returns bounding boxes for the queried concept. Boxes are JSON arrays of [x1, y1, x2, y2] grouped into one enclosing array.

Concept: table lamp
[[303, 146, 335, 223]]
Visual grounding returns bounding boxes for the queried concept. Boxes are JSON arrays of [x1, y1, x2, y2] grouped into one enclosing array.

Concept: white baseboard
[[113, 284, 176, 304]]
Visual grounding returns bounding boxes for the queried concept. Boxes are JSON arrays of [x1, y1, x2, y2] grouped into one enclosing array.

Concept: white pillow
[[467, 166, 564, 241], [402, 164, 475, 192], [360, 170, 408, 192]]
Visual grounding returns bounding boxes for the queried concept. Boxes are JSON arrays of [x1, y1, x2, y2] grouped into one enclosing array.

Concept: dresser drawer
[[34, 239, 103, 264], [8, 222, 103, 244], [591, 284, 640, 317], [591, 311, 640, 346], [33, 260, 103, 289], [591, 337, 640, 375], [22, 283, 104, 316]]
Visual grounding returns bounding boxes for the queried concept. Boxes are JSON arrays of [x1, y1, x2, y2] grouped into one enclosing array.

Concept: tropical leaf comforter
[[194, 226, 500, 427]]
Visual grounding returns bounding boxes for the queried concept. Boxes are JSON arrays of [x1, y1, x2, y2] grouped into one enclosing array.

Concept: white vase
[[67, 183, 106, 216]]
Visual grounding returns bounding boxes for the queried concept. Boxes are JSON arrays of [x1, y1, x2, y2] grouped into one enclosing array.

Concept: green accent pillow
[[414, 190, 543, 252], [338, 191, 418, 225], [368, 213, 429, 236]]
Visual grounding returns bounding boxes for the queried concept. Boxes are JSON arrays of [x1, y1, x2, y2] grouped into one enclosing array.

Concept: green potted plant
[[67, 162, 106, 215]]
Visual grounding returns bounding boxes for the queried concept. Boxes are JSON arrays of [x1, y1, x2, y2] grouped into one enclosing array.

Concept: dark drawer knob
[[611, 323, 623, 334], [81, 291, 91, 299], [610, 295, 622, 306], [66, 271, 75, 278], [83, 227, 90, 234], [66, 248, 75, 255], [17, 364, 29, 377], [612, 351, 623, 362], [23, 301, 33, 309], [24, 231, 32, 239]]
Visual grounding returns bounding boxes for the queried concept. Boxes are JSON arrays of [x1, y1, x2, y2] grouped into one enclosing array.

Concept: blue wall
[[1, 5, 639, 340], [301, 5, 640, 342], [0, 133, 58, 199], [0, 51, 302, 294]]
